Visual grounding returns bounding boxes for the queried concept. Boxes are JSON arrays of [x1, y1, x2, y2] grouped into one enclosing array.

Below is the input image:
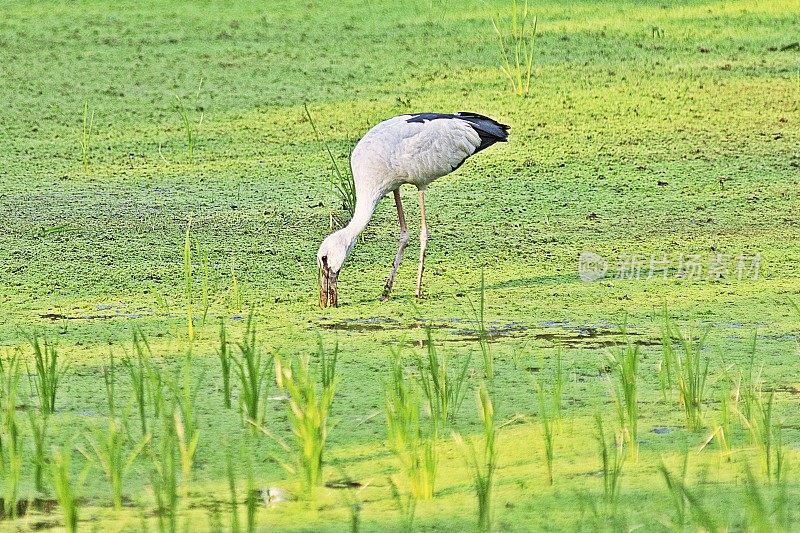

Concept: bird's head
[[317, 230, 353, 308]]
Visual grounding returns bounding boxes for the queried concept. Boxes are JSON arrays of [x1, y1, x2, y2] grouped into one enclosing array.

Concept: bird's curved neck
[[339, 190, 382, 249]]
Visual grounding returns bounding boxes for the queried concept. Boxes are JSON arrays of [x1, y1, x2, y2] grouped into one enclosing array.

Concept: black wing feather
[[405, 112, 510, 154]]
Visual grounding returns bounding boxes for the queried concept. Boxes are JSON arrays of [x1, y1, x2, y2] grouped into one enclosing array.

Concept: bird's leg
[[415, 189, 428, 299], [381, 189, 409, 301]]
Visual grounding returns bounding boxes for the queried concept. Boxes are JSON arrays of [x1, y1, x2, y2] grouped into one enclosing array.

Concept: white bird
[[317, 112, 510, 307]]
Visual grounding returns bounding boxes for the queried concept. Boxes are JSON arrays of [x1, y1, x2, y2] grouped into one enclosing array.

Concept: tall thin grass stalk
[[27, 334, 67, 416], [303, 103, 356, 226], [104, 350, 117, 418], [81, 102, 94, 174], [606, 329, 638, 457], [491, 0, 537, 96], [713, 373, 737, 455], [218, 319, 233, 409], [745, 390, 780, 481], [551, 346, 564, 425], [229, 261, 242, 312], [463, 270, 493, 381], [453, 382, 497, 532], [739, 330, 759, 425], [225, 442, 241, 533], [658, 311, 675, 404], [232, 313, 273, 430], [742, 459, 792, 530], [388, 476, 417, 531], [50, 446, 90, 533], [244, 452, 257, 533], [125, 330, 151, 435], [595, 414, 624, 509], [274, 340, 338, 498], [150, 406, 179, 533], [414, 329, 470, 430], [183, 222, 194, 342], [175, 95, 200, 161], [0, 352, 23, 518], [534, 378, 555, 485], [385, 348, 438, 500], [659, 460, 719, 531], [199, 244, 210, 326], [662, 315, 710, 431], [658, 454, 689, 528], [80, 419, 150, 510], [169, 353, 201, 499], [225, 445, 260, 533], [28, 410, 48, 493]]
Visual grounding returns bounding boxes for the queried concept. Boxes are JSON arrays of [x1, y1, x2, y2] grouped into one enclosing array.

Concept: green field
[[1, 0, 800, 530]]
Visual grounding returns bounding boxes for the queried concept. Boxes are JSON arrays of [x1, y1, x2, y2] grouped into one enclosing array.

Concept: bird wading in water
[[317, 112, 510, 307]]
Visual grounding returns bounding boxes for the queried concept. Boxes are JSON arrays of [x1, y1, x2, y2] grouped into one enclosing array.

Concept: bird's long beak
[[319, 261, 338, 308]]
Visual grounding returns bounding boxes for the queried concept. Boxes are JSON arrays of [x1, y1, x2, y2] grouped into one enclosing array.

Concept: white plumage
[[318, 112, 510, 307]]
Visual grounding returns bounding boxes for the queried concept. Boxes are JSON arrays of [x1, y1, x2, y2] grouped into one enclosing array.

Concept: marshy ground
[[1, 0, 800, 530]]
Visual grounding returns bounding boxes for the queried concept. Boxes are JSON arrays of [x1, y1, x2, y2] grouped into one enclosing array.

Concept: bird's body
[[318, 112, 509, 307]]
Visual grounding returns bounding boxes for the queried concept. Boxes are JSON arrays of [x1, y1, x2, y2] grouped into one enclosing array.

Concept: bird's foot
[[380, 285, 392, 302]]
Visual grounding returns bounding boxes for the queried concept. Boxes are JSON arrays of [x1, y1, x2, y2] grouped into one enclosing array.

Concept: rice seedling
[[658, 455, 689, 528], [388, 476, 417, 531], [461, 270, 493, 381], [740, 460, 792, 531], [183, 221, 194, 342], [606, 328, 638, 456], [225, 444, 242, 533], [0, 352, 23, 518], [149, 407, 180, 533], [80, 102, 94, 174], [453, 382, 497, 532], [740, 330, 760, 427], [350, 501, 361, 533], [334, 468, 367, 533], [231, 313, 273, 430], [594, 414, 624, 510], [659, 461, 720, 531], [217, 319, 233, 409], [773, 422, 788, 486], [198, 243, 211, 326], [658, 312, 675, 404], [50, 445, 91, 533], [491, 0, 537, 97], [274, 339, 338, 498], [80, 418, 151, 510], [747, 390, 779, 481], [741, 462, 768, 530], [229, 261, 243, 313], [28, 410, 48, 493], [550, 346, 565, 424], [303, 103, 356, 226], [224, 441, 249, 533], [244, 452, 257, 533], [150, 282, 171, 316], [175, 95, 201, 161], [413, 329, 470, 430], [385, 348, 438, 500], [662, 314, 710, 431], [167, 353, 201, 499], [534, 378, 555, 485], [712, 372, 737, 455], [125, 331, 152, 435], [27, 333, 67, 416], [104, 350, 117, 418]]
